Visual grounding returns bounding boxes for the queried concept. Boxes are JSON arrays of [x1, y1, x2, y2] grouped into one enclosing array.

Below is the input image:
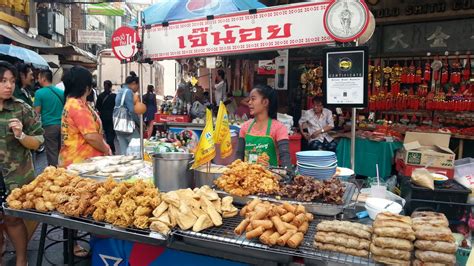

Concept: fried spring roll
[[282, 202, 296, 213], [251, 209, 269, 220], [305, 212, 314, 222], [287, 232, 304, 248], [268, 232, 281, 246], [246, 226, 265, 239], [281, 212, 295, 223], [293, 213, 306, 227], [298, 221, 309, 233], [250, 219, 273, 229], [271, 216, 287, 235], [275, 206, 288, 215], [239, 206, 248, 217], [277, 230, 295, 246], [234, 219, 250, 235], [259, 229, 274, 245], [247, 199, 261, 211], [284, 222, 298, 231], [295, 205, 306, 214]]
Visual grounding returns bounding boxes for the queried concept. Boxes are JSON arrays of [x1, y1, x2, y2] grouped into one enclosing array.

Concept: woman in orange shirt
[[59, 66, 111, 167]]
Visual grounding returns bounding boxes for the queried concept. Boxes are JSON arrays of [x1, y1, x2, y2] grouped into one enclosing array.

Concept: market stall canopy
[[132, 0, 266, 26], [0, 24, 51, 48], [0, 44, 49, 69]]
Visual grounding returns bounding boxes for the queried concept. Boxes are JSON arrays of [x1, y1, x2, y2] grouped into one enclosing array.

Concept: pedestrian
[[13, 63, 34, 107], [213, 69, 227, 105], [114, 71, 140, 155], [59, 66, 111, 167], [299, 96, 337, 152], [33, 69, 64, 166], [0, 61, 44, 266], [143, 84, 157, 138], [96, 80, 116, 154]]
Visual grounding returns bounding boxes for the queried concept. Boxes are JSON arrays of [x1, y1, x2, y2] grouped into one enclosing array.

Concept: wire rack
[[173, 215, 379, 265]]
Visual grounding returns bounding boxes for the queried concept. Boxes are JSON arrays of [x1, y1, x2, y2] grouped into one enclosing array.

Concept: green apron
[[244, 119, 278, 167]]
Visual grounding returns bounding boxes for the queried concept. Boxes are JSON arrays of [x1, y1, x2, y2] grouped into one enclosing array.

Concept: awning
[[0, 24, 51, 48], [39, 45, 97, 63]]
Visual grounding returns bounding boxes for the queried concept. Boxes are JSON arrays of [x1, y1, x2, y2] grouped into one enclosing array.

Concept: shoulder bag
[[113, 90, 135, 133]]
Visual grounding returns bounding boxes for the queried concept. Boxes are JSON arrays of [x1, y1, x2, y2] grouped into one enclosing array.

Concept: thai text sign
[[77, 30, 106, 44], [143, 2, 333, 60]]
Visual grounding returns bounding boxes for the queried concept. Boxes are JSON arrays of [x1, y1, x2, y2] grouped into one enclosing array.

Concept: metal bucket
[[194, 164, 227, 187], [152, 152, 194, 191]]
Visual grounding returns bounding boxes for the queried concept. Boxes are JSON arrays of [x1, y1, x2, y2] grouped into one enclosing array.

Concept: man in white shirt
[[213, 69, 227, 105], [299, 97, 337, 151]]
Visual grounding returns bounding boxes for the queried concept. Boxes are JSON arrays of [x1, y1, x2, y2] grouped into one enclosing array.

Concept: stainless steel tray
[[3, 205, 167, 246], [216, 181, 358, 216]]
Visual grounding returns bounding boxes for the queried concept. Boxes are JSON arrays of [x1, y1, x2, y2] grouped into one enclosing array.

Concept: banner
[[191, 109, 216, 169], [86, 3, 125, 16], [214, 102, 232, 159], [143, 2, 333, 60]]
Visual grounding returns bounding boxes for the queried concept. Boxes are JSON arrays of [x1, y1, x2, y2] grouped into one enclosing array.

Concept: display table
[[336, 137, 403, 178]]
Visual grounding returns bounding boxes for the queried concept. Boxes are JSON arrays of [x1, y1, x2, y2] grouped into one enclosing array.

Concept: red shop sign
[[111, 26, 140, 61]]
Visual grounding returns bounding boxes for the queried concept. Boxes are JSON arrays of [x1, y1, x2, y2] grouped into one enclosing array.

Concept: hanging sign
[[143, 2, 334, 60], [323, 0, 370, 43], [323, 46, 369, 107], [111, 26, 140, 61]]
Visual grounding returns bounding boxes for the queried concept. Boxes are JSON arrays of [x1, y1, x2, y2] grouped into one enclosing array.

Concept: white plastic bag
[[277, 113, 293, 132]]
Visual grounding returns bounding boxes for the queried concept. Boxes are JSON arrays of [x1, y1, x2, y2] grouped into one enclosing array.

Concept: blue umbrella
[[0, 44, 49, 69], [133, 0, 266, 26]]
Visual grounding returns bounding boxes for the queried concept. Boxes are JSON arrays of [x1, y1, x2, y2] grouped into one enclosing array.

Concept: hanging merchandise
[[451, 54, 462, 85], [191, 109, 216, 169], [463, 54, 471, 82], [391, 63, 401, 96], [214, 102, 232, 159], [408, 60, 416, 84], [415, 61, 423, 84], [441, 55, 449, 86], [401, 60, 408, 84]]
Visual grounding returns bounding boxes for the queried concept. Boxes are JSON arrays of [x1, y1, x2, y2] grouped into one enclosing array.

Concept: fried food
[[414, 240, 457, 253], [372, 235, 414, 251], [315, 231, 371, 250], [314, 242, 369, 257], [317, 220, 372, 240], [415, 250, 456, 264], [214, 160, 280, 196]]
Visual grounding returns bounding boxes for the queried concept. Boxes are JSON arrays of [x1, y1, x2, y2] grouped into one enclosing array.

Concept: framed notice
[[323, 46, 368, 108]]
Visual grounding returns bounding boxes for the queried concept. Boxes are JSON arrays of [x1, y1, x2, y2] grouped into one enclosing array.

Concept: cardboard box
[[398, 131, 455, 170], [396, 159, 455, 178]]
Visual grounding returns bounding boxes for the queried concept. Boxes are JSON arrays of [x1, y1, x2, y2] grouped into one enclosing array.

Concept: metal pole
[[351, 108, 356, 170], [351, 40, 360, 170], [138, 11, 144, 159], [209, 68, 213, 106]]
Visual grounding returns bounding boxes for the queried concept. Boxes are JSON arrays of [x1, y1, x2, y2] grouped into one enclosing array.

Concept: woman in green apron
[[236, 85, 291, 169]]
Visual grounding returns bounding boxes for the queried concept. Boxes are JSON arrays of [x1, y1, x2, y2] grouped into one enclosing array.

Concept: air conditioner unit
[[37, 7, 54, 38]]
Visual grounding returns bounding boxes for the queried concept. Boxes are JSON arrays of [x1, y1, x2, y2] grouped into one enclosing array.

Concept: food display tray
[[216, 181, 358, 216], [173, 215, 379, 265], [2, 205, 167, 246]]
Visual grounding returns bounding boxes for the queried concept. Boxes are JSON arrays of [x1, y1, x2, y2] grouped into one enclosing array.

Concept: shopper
[[143, 84, 157, 138], [13, 63, 34, 107], [96, 80, 116, 154], [213, 69, 227, 105], [59, 66, 111, 167], [299, 96, 337, 152], [33, 69, 64, 166], [236, 84, 291, 169], [0, 61, 44, 266], [114, 71, 140, 155]]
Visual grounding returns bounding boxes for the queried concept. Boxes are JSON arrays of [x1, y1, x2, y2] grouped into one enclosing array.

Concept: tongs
[[268, 166, 294, 183]]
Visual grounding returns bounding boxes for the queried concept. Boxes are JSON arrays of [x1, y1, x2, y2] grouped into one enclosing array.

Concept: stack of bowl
[[296, 151, 337, 180]]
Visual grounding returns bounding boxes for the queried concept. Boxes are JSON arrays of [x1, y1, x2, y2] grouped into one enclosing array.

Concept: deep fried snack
[[259, 229, 275, 245], [315, 231, 370, 250], [317, 220, 372, 240], [314, 242, 369, 258], [235, 219, 250, 235], [373, 227, 416, 241], [251, 220, 273, 229], [246, 226, 265, 239], [268, 231, 281, 246], [414, 240, 457, 253], [415, 250, 456, 264], [370, 243, 411, 260], [287, 232, 304, 248], [277, 230, 295, 246], [271, 216, 287, 235], [372, 255, 410, 266], [372, 235, 414, 251]]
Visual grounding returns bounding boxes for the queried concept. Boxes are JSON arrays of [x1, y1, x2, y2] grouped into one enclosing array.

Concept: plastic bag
[[411, 168, 435, 190]]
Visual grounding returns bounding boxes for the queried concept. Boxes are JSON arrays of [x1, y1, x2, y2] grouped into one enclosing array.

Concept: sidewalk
[[3, 152, 92, 266]]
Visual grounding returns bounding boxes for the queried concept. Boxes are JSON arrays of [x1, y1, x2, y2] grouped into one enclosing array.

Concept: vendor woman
[[237, 85, 291, 169]]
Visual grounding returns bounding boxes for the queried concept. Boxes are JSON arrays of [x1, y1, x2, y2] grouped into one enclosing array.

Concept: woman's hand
[[8, 119, 23, 138]]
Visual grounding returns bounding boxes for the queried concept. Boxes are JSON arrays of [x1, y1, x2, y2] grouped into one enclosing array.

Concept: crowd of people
[[0, 61, 151, 264]]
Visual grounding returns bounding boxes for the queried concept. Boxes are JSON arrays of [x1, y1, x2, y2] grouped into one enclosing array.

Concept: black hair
[[63, 66, 92, 98], [0, 61, 18, 80], [38, 69, 53, 83], [147, 84, 154, 93], [253, 84, 278, 119], [312, 96, 323, 105], [15, 62, 32, 85], [125, 71, 139, 85], [103, 80, 112, 89], [217, 69, 225, 79]]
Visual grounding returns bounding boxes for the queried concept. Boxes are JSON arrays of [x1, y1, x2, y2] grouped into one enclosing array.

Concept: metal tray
[[216, 181, 358, 216], [3, 206, 167, 246]]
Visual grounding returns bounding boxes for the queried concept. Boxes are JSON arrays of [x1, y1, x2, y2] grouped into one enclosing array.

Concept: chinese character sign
[[143, 2, 333, 60]]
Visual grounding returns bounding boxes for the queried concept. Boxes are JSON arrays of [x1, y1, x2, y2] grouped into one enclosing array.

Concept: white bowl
[[365, 197, 402, 220]]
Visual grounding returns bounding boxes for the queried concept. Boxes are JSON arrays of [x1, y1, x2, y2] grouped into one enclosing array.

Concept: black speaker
[[37, 7, 53, 38]]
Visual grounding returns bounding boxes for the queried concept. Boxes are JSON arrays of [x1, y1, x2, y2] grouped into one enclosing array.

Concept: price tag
[[149, 231, 164, 239]]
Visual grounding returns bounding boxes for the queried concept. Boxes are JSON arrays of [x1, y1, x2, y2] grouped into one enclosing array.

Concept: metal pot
[[152, 152, 194, 191], [194, 164, 227, 187]]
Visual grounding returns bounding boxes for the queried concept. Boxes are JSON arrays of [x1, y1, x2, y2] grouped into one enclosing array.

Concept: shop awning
[[0, 24, 51, 48], [39, 45, 97, 63]]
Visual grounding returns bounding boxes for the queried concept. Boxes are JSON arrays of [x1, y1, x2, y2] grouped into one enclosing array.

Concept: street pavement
[[3, 152, 91, 266]]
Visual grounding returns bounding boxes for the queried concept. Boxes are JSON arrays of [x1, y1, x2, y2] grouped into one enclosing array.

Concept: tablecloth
[[336, 137, 403, 178]]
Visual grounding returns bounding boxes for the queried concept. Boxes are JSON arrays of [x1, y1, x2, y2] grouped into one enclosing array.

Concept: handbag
[[113, 90, 135, 133]]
